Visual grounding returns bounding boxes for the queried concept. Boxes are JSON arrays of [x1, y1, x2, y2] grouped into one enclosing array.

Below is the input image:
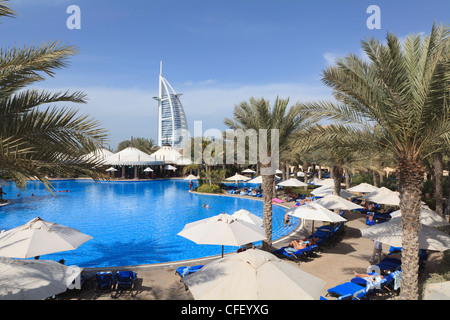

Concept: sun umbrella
[[226, 173, 251, 188], [177, 213, 266, 257], [184, 174, 199, 180], [347, 182, 379, 194], [247, 176, 263, 184], [226, 173, 251, 182], [360, 217, 450, 251], [315, 194, 363, 211], [0, 217, 93, 259], [311, 186, 354, 198], [362, 187, 400, 206], [277, 178, 308, 187], [164, 164, 177, 171], [182, 249, 325, 300], [390, 205, 450, 227], [143, 167, 154, 172], [0, 256, 82, 300], [231, 209, 263, 226], [105, 167, 118, 172], [287, 202, 347, 234], [318, 179, 343, 187], [308, 177, 325, 185], [241, 169, 256, 174]]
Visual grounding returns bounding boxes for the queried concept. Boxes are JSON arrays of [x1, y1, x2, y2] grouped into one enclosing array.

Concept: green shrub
[[197, 184, 223, 194]]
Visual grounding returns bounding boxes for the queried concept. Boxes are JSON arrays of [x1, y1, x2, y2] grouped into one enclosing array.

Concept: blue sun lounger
[[175, 265, 204, 278], [273, 244, 319, 264], [326, 282, 369, 300], [112, 270, 137, 298]]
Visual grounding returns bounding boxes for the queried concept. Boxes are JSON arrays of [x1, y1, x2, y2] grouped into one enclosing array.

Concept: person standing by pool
[[283, 212, 291, 227], [189, 180, 193, 190], [0, 186, 5, 200], [370, 240, 383, 264]]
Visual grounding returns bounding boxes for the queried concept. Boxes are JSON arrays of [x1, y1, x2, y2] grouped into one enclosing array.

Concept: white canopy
[[143, 167, 154, 172], [0, 257, 82, 300], [184, 174, 199, 180], [290, 172, 305, 177], [0, 217, 92, 259], [287, 202, 347, 223], [105, 167, 118, 172], [177, 213, 266, 257], [311, 186, 354, 198], [231, 209, 263, 226], [150, 145, 185, 165], [390, 205, 450, 227], [104, 147, 163, 166], [226, 173, 251, 182], [164, 164, 177, 171], [247, 176, 263, 184], [362, 187, 400, 206], [308, 177, 325, 185], [241, 169, 256, 174], [319, 179, 345, 187], [315, 194, 363, 211], [361, 217, 450, 251], [347, 182, 379, 194], [277, 178, 308, 187], [182, 249, 325, 300], [82, 148, 114, 162]]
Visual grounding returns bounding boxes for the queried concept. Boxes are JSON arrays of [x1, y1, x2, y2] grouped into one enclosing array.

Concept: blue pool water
[[0, 179, 297, 267]]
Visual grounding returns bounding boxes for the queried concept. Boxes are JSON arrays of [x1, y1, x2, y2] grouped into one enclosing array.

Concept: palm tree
[[301, 23, 450, 299], [224, 96, 312, 251], [0, 1, 108, 191], [117, 137, 158, 154]]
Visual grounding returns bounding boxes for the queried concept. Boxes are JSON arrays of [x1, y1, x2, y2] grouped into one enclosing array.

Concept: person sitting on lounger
[[289, 240, 307, 250], [353, 271, 385, 283]]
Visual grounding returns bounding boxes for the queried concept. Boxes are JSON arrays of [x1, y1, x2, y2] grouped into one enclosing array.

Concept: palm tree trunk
[[344, 168, 351, 189], [302, 162, 308, 191], [262, 174, 274, 251], [373, 170, 379, 187], [397, 157, 423, 300], [332, 165, 342, 196], [433, 152, 443, 217]]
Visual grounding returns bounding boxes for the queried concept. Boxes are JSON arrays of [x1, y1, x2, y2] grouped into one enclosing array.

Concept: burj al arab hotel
[[153, 62, 189, 148]]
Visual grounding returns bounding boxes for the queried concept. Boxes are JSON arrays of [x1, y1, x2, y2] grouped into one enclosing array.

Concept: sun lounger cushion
[[327, 282, 365, 297], [176, 265, 204, 277]]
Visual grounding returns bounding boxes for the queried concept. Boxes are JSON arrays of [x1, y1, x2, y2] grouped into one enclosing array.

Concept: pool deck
[[5, 178, 444, 300], [59, 182, 446, 301]]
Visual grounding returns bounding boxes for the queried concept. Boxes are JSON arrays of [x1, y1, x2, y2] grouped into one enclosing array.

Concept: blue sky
[[2, 0, 449, 149]]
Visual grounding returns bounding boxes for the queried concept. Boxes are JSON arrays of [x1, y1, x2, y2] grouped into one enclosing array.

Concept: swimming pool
[[0, 179, 298, 268]]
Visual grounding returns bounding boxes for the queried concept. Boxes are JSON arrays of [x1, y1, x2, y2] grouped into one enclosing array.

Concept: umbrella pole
[[222, 245, 224, 258]]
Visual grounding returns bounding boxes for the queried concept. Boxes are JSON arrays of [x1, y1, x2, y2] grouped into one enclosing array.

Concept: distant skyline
[[2, 0, 449, 149]]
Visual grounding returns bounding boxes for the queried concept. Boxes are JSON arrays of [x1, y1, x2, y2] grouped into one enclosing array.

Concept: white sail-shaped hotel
[[153, 62, 189, 148]]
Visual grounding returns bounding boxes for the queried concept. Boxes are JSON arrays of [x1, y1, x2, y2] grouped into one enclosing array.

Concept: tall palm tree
[[0, 1, 108, 191], [224, 96, 312, 251], [301, 23, 450, 299]]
